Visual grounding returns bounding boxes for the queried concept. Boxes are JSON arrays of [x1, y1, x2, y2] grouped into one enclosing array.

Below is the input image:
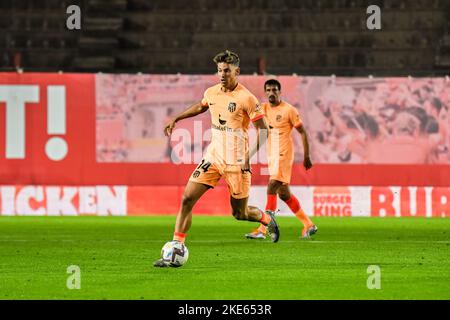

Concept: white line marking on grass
[[0, 240, 449, 244], [297, 240, 450, 244]]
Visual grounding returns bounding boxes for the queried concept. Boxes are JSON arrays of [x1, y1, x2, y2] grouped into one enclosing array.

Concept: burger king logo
[[313, 187, 352, 217]]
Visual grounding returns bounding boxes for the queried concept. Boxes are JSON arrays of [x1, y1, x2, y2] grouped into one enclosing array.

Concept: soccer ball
[[160, 241, 189, 267]]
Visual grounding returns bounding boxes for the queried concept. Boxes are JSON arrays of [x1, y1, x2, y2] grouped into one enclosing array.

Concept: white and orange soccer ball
[[160, 241, 189, 267]]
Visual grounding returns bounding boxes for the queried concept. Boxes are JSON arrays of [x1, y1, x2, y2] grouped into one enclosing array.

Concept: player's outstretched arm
[[296, 125, 313, 170], [251, 117, 269, 158], [164, 102, 209, 136], [242, 117, 269, 172]]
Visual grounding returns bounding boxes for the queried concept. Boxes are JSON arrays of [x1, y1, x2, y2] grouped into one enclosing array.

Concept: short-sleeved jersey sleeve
[[201, 89, 209, 107], [246, 95, 264, 122], [289, 106, 303, 128]]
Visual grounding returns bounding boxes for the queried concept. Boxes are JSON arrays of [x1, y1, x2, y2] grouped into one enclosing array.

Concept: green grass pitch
[[0, 216, 449, 300]]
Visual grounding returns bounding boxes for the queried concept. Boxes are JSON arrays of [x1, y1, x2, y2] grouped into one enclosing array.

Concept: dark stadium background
[[0, 0, 449, 76]]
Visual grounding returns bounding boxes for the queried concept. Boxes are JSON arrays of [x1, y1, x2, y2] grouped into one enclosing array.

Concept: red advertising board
[[1, 185, 449, 217], [0, 73, 449, 188]]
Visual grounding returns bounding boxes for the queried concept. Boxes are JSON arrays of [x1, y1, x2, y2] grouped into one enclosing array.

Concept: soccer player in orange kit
[[154, 51, 280, 267], [245, 79, 317, 240]]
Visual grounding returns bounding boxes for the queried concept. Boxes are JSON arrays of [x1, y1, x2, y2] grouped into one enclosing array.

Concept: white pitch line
[[0, 239, 449, 244]]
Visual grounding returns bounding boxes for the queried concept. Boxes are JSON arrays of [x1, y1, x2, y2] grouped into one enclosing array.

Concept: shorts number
[[197, 159, 211, 173]]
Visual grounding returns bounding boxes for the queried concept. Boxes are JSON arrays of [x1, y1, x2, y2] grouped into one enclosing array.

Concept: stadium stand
[[435, 2, 450, 68], [0, 0, 448, 75]]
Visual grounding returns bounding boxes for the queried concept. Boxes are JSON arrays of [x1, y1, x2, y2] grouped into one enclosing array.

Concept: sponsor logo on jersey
[[218, 114, 227, 125]]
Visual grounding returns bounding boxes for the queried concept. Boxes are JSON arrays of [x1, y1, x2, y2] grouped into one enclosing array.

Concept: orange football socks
[[256, 193, 278, 233], [284, 195, 312, 227], [265, 194, 277, 211], [173, 232, 186, 243], [259, 212, 271, 225]]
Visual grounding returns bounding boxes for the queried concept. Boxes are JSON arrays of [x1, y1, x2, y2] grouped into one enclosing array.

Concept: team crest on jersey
[[192, 170, 200, 178], [228, 102, 237, 112], [276, 114, 282, 122], [255, 103, 261, 112]]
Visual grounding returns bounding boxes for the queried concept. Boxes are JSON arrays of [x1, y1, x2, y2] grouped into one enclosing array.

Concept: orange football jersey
[[263, 100, 303, 161], [201, 83, 263, 170]]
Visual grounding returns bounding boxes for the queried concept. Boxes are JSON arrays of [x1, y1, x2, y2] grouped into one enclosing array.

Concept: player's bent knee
[[268, 180, 282, 194], [279, 192, 290, 202], [181, 194, 196, 209]]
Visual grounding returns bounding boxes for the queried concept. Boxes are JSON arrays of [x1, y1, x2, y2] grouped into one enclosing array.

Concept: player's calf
[[231, 205, 263, 222], [232, 212, 247, 220]]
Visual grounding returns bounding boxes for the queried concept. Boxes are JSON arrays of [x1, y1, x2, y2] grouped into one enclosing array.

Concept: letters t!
[[0, 85, 39, 159]]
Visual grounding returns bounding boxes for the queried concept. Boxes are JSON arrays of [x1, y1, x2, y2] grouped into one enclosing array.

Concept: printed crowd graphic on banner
[[1, 73, 450, 216], [96, 75, 450, 165]]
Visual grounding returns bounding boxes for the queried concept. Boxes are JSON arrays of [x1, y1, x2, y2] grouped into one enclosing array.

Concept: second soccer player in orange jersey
[[245, 79, 317, 240]]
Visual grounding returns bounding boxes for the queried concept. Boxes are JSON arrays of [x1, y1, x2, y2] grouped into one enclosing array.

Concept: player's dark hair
[[213, 50, 240, 67], [264, 79, 281, 91]]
